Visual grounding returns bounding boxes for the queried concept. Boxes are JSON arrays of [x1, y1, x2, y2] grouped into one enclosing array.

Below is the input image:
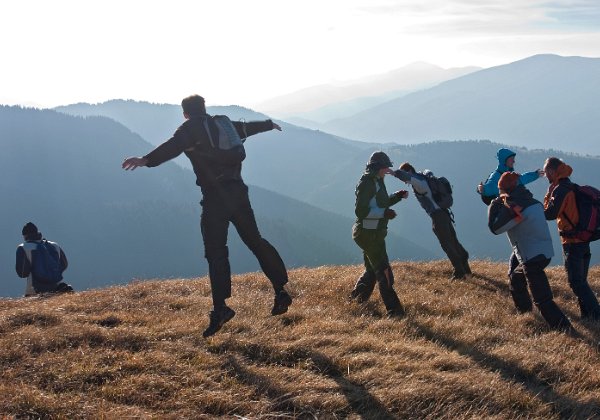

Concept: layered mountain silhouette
[[320, 55, 600, 156], [55, 99, 600, 272], [0, 106, 432, 297], [254, 62, 480, 123]]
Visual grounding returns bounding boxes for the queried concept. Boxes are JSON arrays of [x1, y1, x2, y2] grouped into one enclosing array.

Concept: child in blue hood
[[477, 148, 543, 203]]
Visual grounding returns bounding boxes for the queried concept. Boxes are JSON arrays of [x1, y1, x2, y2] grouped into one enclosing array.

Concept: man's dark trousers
[[431, 209, 469, 277], [563, 242, 600, 319], [509, 254, 571, 329], [352, 227, 402, 311], [200, 181, 288, 306]]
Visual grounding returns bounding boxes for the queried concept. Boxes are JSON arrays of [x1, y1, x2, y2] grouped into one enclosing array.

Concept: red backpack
[[561, 183, 600, 242]]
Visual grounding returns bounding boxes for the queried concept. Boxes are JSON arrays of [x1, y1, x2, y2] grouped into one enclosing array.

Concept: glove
[[384, 209, 397, 220], [394, 190, 409, 199]]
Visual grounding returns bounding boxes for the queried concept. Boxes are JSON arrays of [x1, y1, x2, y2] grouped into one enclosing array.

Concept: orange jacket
[[543, 163, 582, 244]]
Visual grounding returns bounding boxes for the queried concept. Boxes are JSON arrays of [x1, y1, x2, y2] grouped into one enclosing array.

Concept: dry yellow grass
[[1, 260, 600, 419]]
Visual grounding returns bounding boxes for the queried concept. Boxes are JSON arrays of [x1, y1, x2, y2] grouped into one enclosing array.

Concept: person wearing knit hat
[[350, 151, 408, 317], [15, 222, 73, 296], [543, 157, 600, 321], [488, 174, 572, 332], [477, 148, 543, 205], [498, 172, 520, 195]]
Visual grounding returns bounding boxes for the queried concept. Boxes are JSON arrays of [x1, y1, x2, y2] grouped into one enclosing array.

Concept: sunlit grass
[[1, 261, 599, 418]]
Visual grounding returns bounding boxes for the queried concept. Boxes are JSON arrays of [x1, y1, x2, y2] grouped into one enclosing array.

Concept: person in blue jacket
[[477, 148, 543, 204]]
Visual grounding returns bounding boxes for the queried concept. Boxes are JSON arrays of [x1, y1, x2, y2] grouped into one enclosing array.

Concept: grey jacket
[[393, 169, 440, 215], [488, 185, 554, 263]]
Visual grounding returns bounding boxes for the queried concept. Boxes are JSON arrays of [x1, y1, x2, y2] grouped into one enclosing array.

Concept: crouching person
[[350, 152, 407, 317], [15, 222, 73, 296], [488, 173, 571, 331]]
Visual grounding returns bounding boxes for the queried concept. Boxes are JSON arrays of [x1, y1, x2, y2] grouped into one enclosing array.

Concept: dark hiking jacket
[[354, 172, 403, 231], [144, 115, 276, 193]]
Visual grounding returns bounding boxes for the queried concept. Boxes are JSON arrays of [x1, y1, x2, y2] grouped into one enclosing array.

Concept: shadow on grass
[[471, 273, 510, 294], [407, 319, 600, 418], [214, 341, 396, 419]]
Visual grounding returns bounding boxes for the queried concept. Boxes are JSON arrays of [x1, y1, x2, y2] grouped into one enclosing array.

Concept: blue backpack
[[32, 240, 63, 283]]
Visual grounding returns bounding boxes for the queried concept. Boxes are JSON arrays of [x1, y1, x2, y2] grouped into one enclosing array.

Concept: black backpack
[[479, 169, 502, 205], [561, 183, 600, 242], [424, 172, 453, 209]]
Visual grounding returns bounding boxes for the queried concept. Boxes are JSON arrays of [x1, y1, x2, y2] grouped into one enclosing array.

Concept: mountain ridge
[[321, 54, 600, 156], [0, 105, 432, 297]]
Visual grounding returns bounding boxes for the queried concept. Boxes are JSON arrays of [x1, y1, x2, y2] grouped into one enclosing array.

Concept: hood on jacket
[[502, 184, 538, 210], [555, 162, 573, 181], [496, 148, 516, 172]]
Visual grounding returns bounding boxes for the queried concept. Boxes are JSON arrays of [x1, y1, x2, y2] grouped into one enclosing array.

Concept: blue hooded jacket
[[481, 148, 540, 197]]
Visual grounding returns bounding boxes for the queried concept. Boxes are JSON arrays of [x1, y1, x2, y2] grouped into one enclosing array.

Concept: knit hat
[[22, 222, 39, 236], [498, 172, 520, 194], [367, 151, 393, 170]]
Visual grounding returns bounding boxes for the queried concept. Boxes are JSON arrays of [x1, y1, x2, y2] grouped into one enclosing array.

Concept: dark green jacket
[[354, 172, 403, 231]]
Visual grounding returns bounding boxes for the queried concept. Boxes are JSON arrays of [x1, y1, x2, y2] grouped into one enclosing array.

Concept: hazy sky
[[1, 0, 599, 109]]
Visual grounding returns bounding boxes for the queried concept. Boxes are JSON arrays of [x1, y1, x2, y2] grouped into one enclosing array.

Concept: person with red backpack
[[15, 222, 73, 296], [543, 157, 600, 321], [122, 95, 292, 337]]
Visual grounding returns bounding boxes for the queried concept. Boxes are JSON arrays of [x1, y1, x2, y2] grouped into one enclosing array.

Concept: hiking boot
[[202, 306, 236, 338], [386, 306, 405, 318], [349, 288, 368, 303], [271, 290, 292, 316]]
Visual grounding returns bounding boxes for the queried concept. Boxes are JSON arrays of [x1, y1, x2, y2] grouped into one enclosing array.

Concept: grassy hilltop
[[1, 261, 599, 418]]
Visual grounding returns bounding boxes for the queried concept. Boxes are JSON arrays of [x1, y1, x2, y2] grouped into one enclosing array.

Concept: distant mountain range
[[0, 106, 431, 297], [55, 99, 600, 276], [255, 62, 480, 123], [320, 54, 600, 156]]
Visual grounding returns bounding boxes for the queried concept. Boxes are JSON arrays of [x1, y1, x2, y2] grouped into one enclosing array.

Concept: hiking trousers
[[431, 209, 470, 277], [508, 254, 571, 330], [351, 226, 402, 311], [563, 242, 600, 319], [200, 182, 288, 306]]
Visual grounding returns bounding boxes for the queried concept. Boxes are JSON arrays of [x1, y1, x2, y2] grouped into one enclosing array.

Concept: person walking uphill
[[16, 222, 73, 296], [122, 94, 292, 337], [543, 157, 600, 321], [350, 151, 407, 317], [478, 148, 543, 204], [391, 163, 471, 280], [488, 173, 572, 331]]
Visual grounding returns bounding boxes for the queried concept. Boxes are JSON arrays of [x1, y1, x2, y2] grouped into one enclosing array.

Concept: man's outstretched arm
[[233, 120, 281, 139]]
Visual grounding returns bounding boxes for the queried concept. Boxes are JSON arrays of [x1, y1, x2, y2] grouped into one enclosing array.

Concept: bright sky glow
[[1, 0, 599, 108]]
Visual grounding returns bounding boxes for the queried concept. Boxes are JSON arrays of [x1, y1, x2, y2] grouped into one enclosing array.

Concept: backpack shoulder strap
[[201, 116, 217, 148]]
